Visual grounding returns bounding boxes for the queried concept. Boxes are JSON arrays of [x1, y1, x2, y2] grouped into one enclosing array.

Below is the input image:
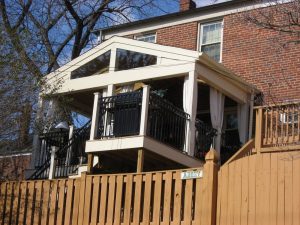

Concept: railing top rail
[[149, 92, 190, 119], [254, 101, 300, 110]]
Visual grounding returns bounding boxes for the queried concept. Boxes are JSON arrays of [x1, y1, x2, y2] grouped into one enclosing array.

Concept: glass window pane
[[115, 49, 157, 71], [136, 34, 156, 43], [201, 43, 221, 62], [71, 50, 110, 79], [202, 22, 222, 45]]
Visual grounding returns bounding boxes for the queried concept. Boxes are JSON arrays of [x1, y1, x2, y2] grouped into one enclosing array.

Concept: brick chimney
[[180, 0, 196, 11]]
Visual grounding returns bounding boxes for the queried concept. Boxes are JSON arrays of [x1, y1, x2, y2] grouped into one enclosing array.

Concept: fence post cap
[[205, 148, 219, 163]]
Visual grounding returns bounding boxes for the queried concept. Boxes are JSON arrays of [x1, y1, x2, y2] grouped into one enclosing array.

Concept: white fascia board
[[102, 1, 291, 39], [56, 62, 195, 94], [195, 63, 248, 104]]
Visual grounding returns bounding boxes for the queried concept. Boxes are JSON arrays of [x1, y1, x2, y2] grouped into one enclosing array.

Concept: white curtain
[[120, 85, 134, 93], [210, 87, 225, 155], [183, 75, 198, 154], [237, 103, 250, 144], [183, 76, 190, 113]]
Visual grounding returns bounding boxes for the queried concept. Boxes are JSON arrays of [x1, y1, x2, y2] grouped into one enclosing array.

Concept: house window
[[199, 21, 223, 62], [136, 33, 156, 43], [71, 50, 110, 79], [115, 49, 157, 71]]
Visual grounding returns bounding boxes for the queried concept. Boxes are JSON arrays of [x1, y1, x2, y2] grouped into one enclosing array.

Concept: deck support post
[[137, 149, 144, 173], [184, 70, 198, 156], [140, 85, 150, 136], [49, 146, 58, 180], [90, 92, 101, 140], [87, 154, 94, 174], [255, 107, 263, 153]]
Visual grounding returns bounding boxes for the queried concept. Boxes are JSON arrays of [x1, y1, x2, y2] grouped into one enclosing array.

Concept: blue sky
[[195, 0, 230, 7]]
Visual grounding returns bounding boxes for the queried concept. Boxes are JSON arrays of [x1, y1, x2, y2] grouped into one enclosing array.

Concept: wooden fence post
[[200, 148, 219, 225], [255, 107, 263, 153]]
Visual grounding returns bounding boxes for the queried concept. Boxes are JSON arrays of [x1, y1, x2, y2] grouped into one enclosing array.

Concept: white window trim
[[135, 32, 157, 43], [279, 112, 299, 124], [198, 20, 224, 63]]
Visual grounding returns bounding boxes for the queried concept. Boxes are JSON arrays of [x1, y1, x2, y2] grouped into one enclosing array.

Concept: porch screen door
[[210, 87, 225, 155], [237, 103, 250, 144]]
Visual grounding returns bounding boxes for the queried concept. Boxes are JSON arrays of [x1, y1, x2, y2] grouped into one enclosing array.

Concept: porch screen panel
[[115, 49, 157, 71], [71, 50, 111, 79]]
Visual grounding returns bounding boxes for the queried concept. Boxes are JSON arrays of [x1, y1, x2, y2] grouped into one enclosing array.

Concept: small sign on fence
[[181, 169, 203, 180]]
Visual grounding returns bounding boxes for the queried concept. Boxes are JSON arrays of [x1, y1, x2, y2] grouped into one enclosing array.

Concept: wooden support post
[[137, 149, 144, 173], [200, 148, 219, 225], [87, 154, 94, 174], [49, 146, 58, 179], [90, 92, 101, 140], [255, 107, 263, 153], [140, 85, 150, 136]]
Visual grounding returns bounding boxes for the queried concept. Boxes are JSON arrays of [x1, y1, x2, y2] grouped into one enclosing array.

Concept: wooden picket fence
[[0, 150, 219, 225], [217, 151, 300, 225]]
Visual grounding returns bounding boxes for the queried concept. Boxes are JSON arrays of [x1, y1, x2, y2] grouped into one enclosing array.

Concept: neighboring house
[[26, 0, 300, 179]]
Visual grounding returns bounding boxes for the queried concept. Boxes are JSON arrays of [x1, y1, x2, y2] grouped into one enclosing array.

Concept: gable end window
[[115, 49, 157, 71], [136, 33, 156, 43], [71, 50, 111, 79], [199, 21, 223, 62]]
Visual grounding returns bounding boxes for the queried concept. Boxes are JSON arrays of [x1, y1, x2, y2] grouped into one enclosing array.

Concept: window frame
[[198, 20, 224, 63], [135, 33, 157, 43]]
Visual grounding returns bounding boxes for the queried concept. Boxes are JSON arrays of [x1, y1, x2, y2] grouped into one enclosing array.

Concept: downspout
[[248, 91, 255, 140]]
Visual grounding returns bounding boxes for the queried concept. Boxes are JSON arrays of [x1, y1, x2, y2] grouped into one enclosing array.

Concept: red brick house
[[24, 0, 300, 179]]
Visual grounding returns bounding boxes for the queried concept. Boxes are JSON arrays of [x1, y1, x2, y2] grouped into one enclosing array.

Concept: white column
[[90, 92, 101, 140], [49, 146, 58, 180], [109, 48, 117, 72], [140, 85, 150, 136], [65, 125, 74, 165], [185, 71, 198, 156]]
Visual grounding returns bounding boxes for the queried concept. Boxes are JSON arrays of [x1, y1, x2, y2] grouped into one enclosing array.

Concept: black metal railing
[[34, 130, 69, 169], [194, 119, 217, 160], [28, 120, 91, 180], [97, 91, 143, 138], [147, 93, 189, 151]]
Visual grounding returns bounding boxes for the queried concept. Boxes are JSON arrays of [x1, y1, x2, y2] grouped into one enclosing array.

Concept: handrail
[[224, 138, 255, 165]]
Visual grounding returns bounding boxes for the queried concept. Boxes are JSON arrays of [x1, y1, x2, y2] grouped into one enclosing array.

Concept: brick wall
[[222, 12, 300, 104], [156, 22, 198, 51], [0, 154, 31, 181], [152, 8, 300, 104]]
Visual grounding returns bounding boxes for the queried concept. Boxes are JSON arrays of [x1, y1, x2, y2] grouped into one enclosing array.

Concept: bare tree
[[245, 0, 300, 46]]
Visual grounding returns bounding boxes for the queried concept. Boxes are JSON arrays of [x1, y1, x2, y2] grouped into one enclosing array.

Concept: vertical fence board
[[123, 175, 133, 225], [106, 175, 116, 225], [269, 153, 278, 225], [71, 179, 81, 225], [143, 173, 152, 225], [83, 176, 92, 225], [99, 176, 108, 225], [113, 175, 123, 225], [292, 155, 300, 225], [78, 174, 87, 225], [12, 183, 21, 225], [18, 182, 27, 225], [57, 180, 66, 225], [240, 157, 249, 225], [90, 177, 100, 225], [41, 181, 50, 225], [64, 179, 74, 225], [277, 153, 285, 225], [172, 171, 182, 225], [233, 159, 242, 225], [284, 154, 293, 225], [183, 179, 193, 225], [162, 172, 172, 225], [152, 173, 162, 225], [133, 174, 142, 225], [48, 181, 58, 225]]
